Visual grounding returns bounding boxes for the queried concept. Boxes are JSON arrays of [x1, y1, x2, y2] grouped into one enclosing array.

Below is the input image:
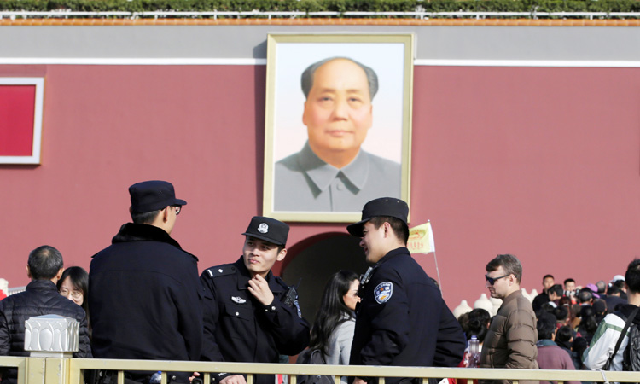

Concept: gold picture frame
[[263, 33, 414, 223]]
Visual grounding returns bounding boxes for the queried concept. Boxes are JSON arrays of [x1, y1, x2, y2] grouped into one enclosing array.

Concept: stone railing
[[452, 288, 539, 317]]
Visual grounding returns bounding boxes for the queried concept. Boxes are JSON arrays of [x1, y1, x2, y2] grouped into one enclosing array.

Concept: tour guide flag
[[407, 221, 435, 254]]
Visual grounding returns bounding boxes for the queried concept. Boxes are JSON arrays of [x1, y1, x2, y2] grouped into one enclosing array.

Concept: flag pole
[[433, 250, 442, 293], [428, 221, 442, 293]]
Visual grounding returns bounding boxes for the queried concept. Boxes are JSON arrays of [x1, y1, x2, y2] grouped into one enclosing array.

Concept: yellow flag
[[407, 222, 435, 254]]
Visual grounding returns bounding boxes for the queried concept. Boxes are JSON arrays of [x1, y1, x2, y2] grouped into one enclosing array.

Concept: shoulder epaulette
[[205, 264, 237, 278]]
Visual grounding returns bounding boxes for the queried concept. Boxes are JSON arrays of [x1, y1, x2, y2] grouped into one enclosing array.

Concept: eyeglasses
[[173, 206, 181, 215], [485, 274, 509, 285], [60, 289, 83, 300]]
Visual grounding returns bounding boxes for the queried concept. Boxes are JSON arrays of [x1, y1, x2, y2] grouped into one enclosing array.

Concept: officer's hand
[[248, 275, 275, 306], [220, 375, 246, 384]]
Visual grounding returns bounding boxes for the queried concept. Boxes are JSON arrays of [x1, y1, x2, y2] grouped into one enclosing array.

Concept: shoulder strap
[[605, 307, 640, 370]]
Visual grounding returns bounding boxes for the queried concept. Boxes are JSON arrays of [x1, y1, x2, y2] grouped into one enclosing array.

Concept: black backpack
[[296, 349, 334, 384], [604, 307, 640, 373], [624, 321, 640, 372]]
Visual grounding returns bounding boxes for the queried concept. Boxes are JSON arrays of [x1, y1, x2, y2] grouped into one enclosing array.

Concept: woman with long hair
[[309, 270, 360, 366], [57, 266, 90, 330]]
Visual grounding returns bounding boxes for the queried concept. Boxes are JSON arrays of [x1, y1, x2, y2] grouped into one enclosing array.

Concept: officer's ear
[[276, 248, 287, 262]]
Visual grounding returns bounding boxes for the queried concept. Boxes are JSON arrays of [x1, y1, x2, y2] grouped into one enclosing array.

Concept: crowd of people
[[455, 263, 640, 382], [1, 179, 638, 384]]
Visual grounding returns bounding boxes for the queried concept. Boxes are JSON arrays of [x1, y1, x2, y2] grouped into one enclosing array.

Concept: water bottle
[[149, 371, 162, 384], [467, 335, 480, 368]]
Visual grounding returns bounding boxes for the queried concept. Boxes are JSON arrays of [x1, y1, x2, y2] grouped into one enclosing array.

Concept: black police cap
[[242, 216, 289, 247], [129, 180, 187, 213], [347, 197, 409, 237]]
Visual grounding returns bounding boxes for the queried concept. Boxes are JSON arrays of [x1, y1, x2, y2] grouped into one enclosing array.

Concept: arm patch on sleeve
[[374, 282, 393, 304]]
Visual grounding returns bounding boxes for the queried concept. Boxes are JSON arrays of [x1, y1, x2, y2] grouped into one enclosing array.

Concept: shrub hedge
[[0, 0, 638, 15]]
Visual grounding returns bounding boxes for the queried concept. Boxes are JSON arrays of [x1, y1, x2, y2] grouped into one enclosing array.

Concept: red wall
[[1, 64, 638, 308]]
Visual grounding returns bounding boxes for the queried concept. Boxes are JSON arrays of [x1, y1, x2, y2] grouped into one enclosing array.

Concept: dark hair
[[578, 288, 593, 304], [537, 311, 556, 340], [626, 259, 640, 294], [554, 305, 568, 322], [368, 216, 410, 244], [608, 285, 621, 295], [301, 57, 379, 101], [486, 254, 522, 283], [555, 325, 574, 351], [556, 325, 573, 343], [467, 309, 491, 342], [28, 245, 63, 280], [457, 312, 470, 335], [549, 284, 564, 297], [564, 278, 576, 286], [56, 266, 90, 316], [573, 337, 588, 369], [310, 271, 359, 356], [539, 302, 556, 316], [593, 299, 608, 324], [543, 274, 555, 281], [578, 306, 598, 340], [131, 209, 161, 224], [613, 279, 626, 290]]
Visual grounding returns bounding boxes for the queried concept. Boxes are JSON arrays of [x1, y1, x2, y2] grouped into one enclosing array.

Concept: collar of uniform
[[233, 257, 283, 293], [375, 246, 410, 267], [109, 223, 199, 261], [298, 141, 369, 192]]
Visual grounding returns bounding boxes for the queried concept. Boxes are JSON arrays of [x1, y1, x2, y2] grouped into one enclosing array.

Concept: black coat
[[0, 280, 92, 383], [200, 258, 310, 384], [89, 223, 202, 380], [349, 247, 465, 384]]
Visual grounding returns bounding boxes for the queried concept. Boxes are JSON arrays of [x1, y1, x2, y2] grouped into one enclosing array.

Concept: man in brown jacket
[[480, 254, 538, 384]]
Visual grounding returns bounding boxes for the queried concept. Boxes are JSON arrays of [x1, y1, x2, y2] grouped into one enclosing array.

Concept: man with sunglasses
[[89, 180, 202, 384], [347, 197, 465, 384], [479, 254, 538, 384]]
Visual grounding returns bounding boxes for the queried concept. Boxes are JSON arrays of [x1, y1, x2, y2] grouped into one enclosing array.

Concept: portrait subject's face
[[303, 59, 373, 166]]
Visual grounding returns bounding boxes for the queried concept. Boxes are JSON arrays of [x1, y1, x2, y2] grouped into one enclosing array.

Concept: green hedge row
[[1, 0, 639, 14]]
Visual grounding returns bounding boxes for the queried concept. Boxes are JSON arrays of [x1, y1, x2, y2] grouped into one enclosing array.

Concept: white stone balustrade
[[453, 288, 539, 319], [0, 278, 8, 296], [24, 314, 79, 357]]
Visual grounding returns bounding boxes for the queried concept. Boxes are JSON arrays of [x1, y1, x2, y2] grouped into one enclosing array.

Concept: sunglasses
[[485, 274, 509, 285]]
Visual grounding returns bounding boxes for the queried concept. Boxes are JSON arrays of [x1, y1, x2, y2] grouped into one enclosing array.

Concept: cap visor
[[346, 219, 368, 237], [241, 232, 284, 246], [174, 199, 187, 206]]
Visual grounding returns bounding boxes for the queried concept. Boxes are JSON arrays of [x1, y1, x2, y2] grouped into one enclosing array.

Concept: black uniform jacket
[[89, 223, 203, 381], [200, 258, 310, 384], [349, 247, 465, 384]]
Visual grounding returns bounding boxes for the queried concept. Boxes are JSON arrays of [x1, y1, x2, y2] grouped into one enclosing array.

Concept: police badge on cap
[[242, 216, 289, 246]]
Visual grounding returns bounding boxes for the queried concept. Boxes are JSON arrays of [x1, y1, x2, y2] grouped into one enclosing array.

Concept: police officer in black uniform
[[200, 216, 310, 384], [347, 198, 465, 384]]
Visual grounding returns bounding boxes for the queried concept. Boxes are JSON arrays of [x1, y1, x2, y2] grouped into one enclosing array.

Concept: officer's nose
[[359, 238, 365, 248]]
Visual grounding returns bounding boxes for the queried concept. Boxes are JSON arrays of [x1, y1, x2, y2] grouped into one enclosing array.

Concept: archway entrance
[[281, 233, 369, 325]]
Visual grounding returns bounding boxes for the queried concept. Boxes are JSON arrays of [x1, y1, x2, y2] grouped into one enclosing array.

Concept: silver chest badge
[[258, 223, 269, 233], [231, 296, 247, 304]]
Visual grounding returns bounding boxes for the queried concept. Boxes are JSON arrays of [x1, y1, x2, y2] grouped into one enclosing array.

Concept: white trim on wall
[[1, 58, 640, 67]]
